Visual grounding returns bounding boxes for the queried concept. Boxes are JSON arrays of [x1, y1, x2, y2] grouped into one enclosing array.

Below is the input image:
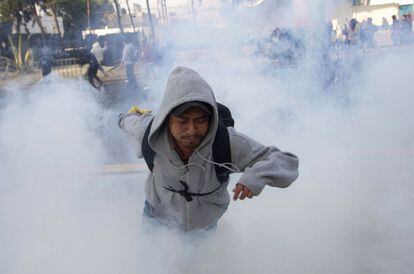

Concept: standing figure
[[118, 66, 299, 232], [391, 15, 401, 45], [362, 18, 378, 48], [121, 36, 138, 89], [348, 19, 361, 45], [91, 36, 108, 76], [86, 51, 102, 89], [401, 14, 413, 44]]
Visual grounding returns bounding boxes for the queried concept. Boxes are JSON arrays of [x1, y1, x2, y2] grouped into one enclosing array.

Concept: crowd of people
[[255, 13, 413, 72], [336, 14, 413, 47], [250, 13, 412, 89]]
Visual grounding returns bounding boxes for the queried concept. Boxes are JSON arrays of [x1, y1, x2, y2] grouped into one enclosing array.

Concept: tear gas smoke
[[1, 1, 414, 273]]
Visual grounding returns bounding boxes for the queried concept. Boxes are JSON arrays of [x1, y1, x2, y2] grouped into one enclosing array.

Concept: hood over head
[[170, 101, 212, 117], [148, 66, 219, 156]]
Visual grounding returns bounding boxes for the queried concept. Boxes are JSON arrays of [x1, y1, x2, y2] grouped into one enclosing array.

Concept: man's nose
[[186, 121, 197, 134]]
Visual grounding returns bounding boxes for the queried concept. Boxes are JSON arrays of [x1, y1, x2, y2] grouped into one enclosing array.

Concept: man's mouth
[[182, 136, 201, 144]]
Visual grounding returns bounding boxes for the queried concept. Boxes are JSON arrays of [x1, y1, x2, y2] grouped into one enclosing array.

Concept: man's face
[[168, 107, 210, 151]]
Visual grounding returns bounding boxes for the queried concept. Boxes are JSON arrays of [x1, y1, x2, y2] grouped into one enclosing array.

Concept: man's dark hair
[[98, 36, 105, 45]]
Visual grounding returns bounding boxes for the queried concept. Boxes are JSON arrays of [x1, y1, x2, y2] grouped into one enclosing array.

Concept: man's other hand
[[128, 106, 151, 115], [232, 183, 254, 201]]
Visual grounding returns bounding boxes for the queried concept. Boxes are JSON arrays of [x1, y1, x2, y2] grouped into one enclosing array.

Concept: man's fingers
[[240, 188, 254, 200], [239, 191, 246, 200], [233, 184, 255, 201], [232, 184, 243, 201]]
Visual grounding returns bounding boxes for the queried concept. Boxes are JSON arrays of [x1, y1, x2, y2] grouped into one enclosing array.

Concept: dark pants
[[88, 64, 102, 89], [126, 64, 137, 88], [41, 62, 52, 76]]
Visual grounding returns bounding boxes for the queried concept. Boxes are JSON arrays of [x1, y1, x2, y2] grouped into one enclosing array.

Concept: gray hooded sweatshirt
[[119, 67, 299, 231]]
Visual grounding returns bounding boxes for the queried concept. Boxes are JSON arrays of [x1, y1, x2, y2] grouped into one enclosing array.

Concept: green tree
[[0, 0, 114, 40], [0, 0, 53, 40], [53, 0, 114, 35], [0, 0, 34, 36], [0, 1, 14, 38]]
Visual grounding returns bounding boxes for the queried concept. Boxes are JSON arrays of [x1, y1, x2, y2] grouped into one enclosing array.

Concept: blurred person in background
[[121, 36, 138, 89], [391, 15, 401, 45], [382, 17, 389, 30], [40, 44, 53, 77], [401, 14, 413, 44], [91, 36, 108, 76], [348, 19, 361, 45], [85, 51, 102, 89], [361, 18, 378, 48]]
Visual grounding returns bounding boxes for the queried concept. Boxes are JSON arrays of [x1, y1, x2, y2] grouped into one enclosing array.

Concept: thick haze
[[1, 1, 414, 273]]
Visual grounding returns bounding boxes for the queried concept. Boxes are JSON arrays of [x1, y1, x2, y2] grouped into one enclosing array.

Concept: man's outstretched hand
[[128, 106, 151, 115], [232, 183, 254, 201]]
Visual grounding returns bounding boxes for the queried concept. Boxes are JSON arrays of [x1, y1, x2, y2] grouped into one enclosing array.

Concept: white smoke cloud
[[1, 1, 414, 274]]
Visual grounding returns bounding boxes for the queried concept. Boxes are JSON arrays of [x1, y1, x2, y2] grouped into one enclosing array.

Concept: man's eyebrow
[[176, 115, 189, 119], [195, 114, 210, 119], [181, 113, 210, 119]]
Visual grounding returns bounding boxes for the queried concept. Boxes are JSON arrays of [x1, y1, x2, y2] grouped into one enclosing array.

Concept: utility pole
[[157, 0, 168, 26], [113, 0, 124, 34], [125, 0, 137, 33], [146, 0, 156, 43], [86, 0, 91, 34], [157, 0, 164, 26], [190, 0, 196, 24], [162, 0, 168, 26]]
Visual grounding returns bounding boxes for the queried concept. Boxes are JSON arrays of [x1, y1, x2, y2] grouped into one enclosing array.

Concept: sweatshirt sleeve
[[118, 112, 154, 158], [229, 128, 299, 195]]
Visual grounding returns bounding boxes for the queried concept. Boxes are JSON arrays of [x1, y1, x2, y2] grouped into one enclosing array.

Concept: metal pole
[[146, 0, 156, 43], [156, 0, 163, 25], [191, 0, 196, 23], [86, 0, 91, 34], [163, 0, 169, 25], [125, 0, 137, 33]]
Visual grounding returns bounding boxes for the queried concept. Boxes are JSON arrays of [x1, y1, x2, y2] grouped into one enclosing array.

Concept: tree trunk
[[113, 0, 124, 34], [21, 21, 31, 35], [50, 0, 62, 36], [125, 0, 136, 33], [15, 13, 23, 36], [31, 4, 46, 44]]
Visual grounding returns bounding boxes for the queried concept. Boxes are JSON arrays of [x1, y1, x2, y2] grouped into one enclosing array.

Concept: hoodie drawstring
[[164, 180, 224, 202], [196, 150, 240, 174], [163, 151, 240, 202], [171, 162, 206, 172]]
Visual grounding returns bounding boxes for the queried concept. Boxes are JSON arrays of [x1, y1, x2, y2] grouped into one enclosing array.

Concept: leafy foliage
[[0, 0, 114, 35], [53, 0, 114, 34]]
